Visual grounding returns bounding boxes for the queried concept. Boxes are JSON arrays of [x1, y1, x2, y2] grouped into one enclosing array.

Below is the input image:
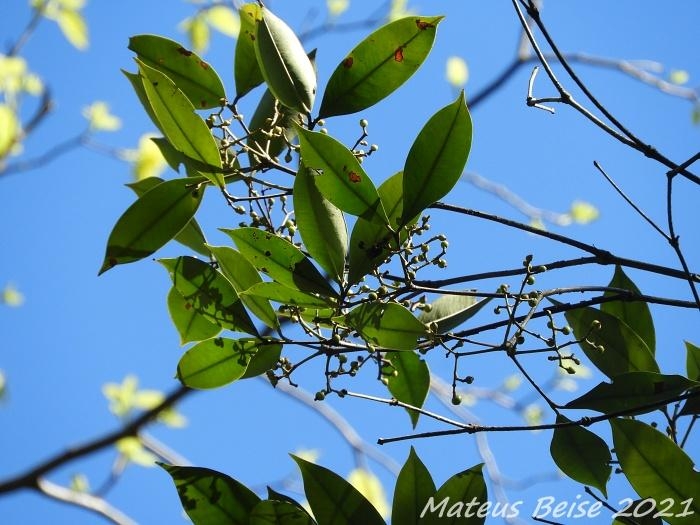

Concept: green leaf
[[318, 15, 443, 118], [385, 351, 430, 428], [602, 266, 655, 354], [297, 127, 387, 224], [56, 8, 88, 50], [686, 340, 700, 381], [612, 501, 663, 525], [550, 415, 611, 497], [159, 256, 259, 335], [99, 177, 204, 274], [126, 176, 209, 257], [563, 304, 658, 378], [610, 419, 700, 525], [418, 295, 490, 334], [247, 87, 299, 164], [151, 136, 188, 172], [207, 245, 279, 330], [401, 91, 472, 224], [123, 69, 161, 133], [234, 3, 264, 99], [392, 447, 436, 525], [0, 104, 19, 158], [205, 5, 240, 37], [159, 464, 260, 525], [129, 35, 225, 109], [167, 287, 221, 345], [242, 282, 335, 308], [346, 302, 427, 351], [249, 500, 316, 525], [240, 341, 282, 380], [136, 59, 224, 187], [565, 372, 697, 415], [292, 455, 385, 525], [347, 171, 410, 285], [420, 464, 487, 525], [294, 165, 348, 283], [222, 227, 337, 298], [177, 337, 280, 389]]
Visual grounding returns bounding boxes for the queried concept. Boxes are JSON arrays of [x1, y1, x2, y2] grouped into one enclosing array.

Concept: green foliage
[[385, 350, 430, 427]]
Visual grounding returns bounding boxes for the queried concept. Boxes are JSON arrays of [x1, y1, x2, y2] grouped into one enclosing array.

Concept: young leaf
[[242, 282, 335, 308], [348, 171, 410, 284], [346, 302, 427, 351], [159, 464, 260, 524], [291, 455, 385, 525], [235, 3, 264, 99], [550, 415, 611, 497], [249, 500, 316, 525], [167, 287, 221, 345], [610, 419, 700, 525], [99, 177, 204, 274], [0, 104, 19, 158], [385, 351, 430, 428], [127, 176, 209, 257], [565, 372, 697, 415], [294, 165, 348, 283], [401, 91, 472, 224], [420, 464, 487, 525], [418, 294, 490, 334], [297, 127, 387, 224], [602, 266, 655, 354], [318, 15, 443, 118], [128, 35, 225, 109], [177, 337, 280, 389], [136, 59, 224, 187], [254, 8, 316, 114], [392, 447, 436, 525], [563, 305, 658, 378], [159, 256, 259, 335], [207, 245, 279, 330], [222, 227, 337, 298]]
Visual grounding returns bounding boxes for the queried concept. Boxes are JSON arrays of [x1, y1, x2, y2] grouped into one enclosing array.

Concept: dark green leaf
[[222, 227, 337, 298], [563, 304, 658, 378], [401, 92, 472, 224], [392, 447, 436, 525], [99, 177, 204, 274], [127, 176, 209, 257], [348, 171, 411, 285], [418, 294, 490, 334], [129, 34, 225, 109], [291, 455, 385, 525], [346, 302, 427, 351], [160, 256, 259, 335], [602, 266, 655, 354], [159, 463, 260, 525], [240, 341, 282, 380], [242, 282, 335, 308], [318, 16, 443, 118], [297, 127, 387, 224], [420, 464, 487, 525], [234, 3, 264, 99], [294, 165, 348, 283], [550, 415, 611, 497], [249, 500, 316, 525], [167, 287, 221, 345], [610, 419, 700, 525], [177, 337, 280, 389], [612, 500, 663, 525], [137, 59, 224, 187], [686, 340, 700, 381], [385, 351, 430, 428], [208, 245, 279, 330], [565, 372, 697, 415]]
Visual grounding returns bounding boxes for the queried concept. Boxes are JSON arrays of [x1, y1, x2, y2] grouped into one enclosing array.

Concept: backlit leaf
[[249, 500, 316, 525], [418, 294, 490, 334], [401, 91, 472, 224], [234, 4, 264, 99], [294, 164, 348, 283], [346, 302, 427, 351], [242, 282, 335, 308], [56, 9, 88, 50], [420, 464, 487, 525], [99, 177, 204, 274], [347, 468, 390, 519], [385, 351, 430, 427], [205, 5, 240, 37], [319, 15, 442, 118], [298, 127, 387, 224], [392, 447, 436, 525], [0, 104, 18, 158], [130, 35, 225, 109], [167, 287, 221, 345], [550, 415, 611, 497]]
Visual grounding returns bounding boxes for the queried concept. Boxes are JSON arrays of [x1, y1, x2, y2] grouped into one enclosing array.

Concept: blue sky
[[1, 1, 699, 524]]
